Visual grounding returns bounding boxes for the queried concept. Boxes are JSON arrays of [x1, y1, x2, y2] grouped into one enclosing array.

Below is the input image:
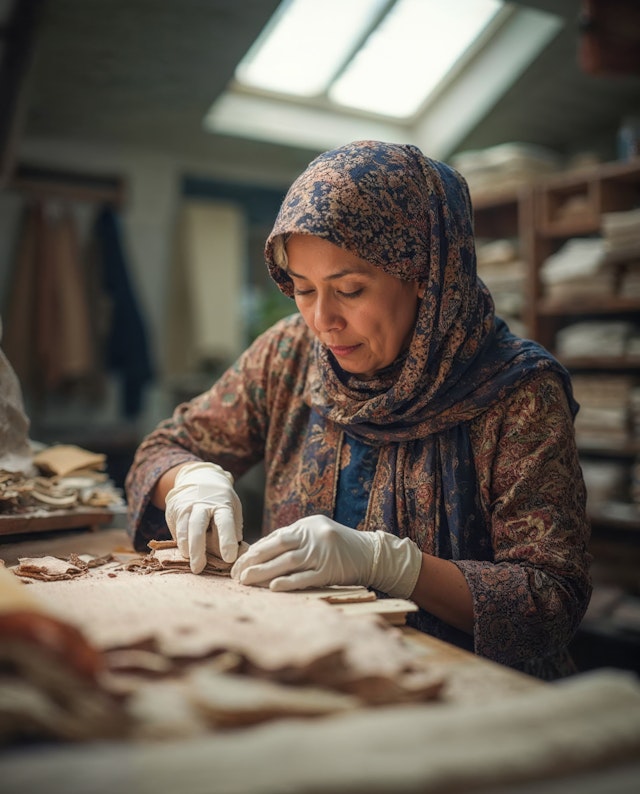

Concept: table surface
[[3, 528, 640, 794]]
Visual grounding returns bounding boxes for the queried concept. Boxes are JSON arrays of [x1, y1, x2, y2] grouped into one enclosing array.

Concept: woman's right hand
[[164, 461, 243, 574]]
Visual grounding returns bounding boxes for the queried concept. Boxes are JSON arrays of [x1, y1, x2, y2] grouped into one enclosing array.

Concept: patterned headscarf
[[265, 140, 574, 443]]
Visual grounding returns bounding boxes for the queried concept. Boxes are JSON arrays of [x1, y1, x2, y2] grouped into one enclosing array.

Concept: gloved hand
[[230, 515, 422, 599], [164, 461, 243, 574]]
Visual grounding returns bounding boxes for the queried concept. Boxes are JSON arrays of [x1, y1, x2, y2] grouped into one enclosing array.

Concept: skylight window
[[330, 0, 503, 118], [234, 0, 504, 120], [206, 0, 563, 157], [235, 0, 388, 98]]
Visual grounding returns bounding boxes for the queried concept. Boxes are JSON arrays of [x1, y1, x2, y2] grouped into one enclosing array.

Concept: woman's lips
[[328, 344, 360, 358]]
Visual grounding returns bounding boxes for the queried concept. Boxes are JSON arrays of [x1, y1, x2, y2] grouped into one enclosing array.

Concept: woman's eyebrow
[[286, 267, 371, 281]]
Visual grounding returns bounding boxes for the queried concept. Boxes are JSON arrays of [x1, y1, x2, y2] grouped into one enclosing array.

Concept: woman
[[125, 140, 591, 679]]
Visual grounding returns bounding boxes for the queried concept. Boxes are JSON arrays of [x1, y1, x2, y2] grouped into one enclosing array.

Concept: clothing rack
[[7, 163, 126, 206]]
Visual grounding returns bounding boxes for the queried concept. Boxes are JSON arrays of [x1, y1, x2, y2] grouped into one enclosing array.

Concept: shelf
[[556, 355, 640, 370], [536, 159, 640, 239], [471, 186, 526, 209], [541, 159, 640, 190], [579, 440, 640, 457], [590, 502, 640, 533], [0, 508, 114, 538], [539, 216, 601, 238], [538, 296, 640, 317], [489, 158, 640, 598], [471, 189, 524, 239]]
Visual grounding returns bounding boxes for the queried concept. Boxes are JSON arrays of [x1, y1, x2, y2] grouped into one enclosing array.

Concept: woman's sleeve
[[455, 371, 592, 669], [124, 322, 286, 551]]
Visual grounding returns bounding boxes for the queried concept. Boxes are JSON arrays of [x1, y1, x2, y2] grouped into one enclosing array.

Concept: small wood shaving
[[147, 539, 178, 550], [67, 553, 114, 569], [298, 586, 378, 604]]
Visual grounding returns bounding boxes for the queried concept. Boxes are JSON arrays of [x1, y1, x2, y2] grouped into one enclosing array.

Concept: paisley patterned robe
[[126, 315, 591, 678]]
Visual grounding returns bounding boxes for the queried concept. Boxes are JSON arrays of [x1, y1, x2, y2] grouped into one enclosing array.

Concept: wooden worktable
[[0, 529, 544, 702], [0, 525, 539, 703], [2, 527, 640, 794]]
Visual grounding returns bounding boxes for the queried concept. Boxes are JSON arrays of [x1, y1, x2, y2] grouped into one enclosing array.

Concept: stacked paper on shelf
[[571, 373, 638, 445], [476, 238, 525, 323], [601, 208, 640, 298], [582, 584, 640, 634], [451, 142, 560, 196], [622, 268, 640, 298], [556, 321, 639, 359], [540, 238, 616, 300], [602, 207, 640, 259], [0, 444, 123, 514], [580, 458, 629, 511]]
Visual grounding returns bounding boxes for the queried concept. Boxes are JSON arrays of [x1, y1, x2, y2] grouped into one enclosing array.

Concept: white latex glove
[[230, 515, 422, 598], [164, 461, 243, 574]]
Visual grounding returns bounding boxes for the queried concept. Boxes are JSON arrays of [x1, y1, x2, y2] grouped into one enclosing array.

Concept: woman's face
[[285, 234, 422, 379]]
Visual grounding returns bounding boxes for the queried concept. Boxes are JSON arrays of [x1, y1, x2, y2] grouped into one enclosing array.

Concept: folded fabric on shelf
[[556, 321, 637, 358]]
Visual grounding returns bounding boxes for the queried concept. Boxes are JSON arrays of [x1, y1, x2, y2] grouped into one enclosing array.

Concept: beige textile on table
[[1, 531, 640, 792]]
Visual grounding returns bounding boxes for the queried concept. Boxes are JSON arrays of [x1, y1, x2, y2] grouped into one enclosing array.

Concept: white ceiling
[[17, 0, 640, 181]]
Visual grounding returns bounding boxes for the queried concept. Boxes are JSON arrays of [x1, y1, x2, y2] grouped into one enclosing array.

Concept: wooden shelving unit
[[471, 159, 640, 610], [523, 159, 640, 664], [538, 297, 640, 318], [529, 160, 640, 346], [472, 188, 527, 238], [528, 163, 640, 627], [472, 186, 534, 335]]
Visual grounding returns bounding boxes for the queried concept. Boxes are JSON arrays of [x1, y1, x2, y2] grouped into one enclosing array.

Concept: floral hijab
[[265, 140, 575, 443]]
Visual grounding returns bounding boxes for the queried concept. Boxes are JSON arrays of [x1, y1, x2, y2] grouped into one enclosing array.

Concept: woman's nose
[[314, 294, 343, 332]]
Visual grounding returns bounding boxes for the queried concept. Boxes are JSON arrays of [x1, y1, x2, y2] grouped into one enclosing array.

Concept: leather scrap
[[125, 538, 249, 576]]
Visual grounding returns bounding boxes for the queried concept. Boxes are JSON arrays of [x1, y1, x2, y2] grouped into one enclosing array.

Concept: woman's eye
[[293, 286, 363, 299]]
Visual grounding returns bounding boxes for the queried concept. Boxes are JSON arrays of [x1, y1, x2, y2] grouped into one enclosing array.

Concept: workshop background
[[0, 0, 639, 673]]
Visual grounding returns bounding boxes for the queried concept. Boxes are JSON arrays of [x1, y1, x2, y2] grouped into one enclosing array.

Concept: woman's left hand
[[230, 515, 422, 598]]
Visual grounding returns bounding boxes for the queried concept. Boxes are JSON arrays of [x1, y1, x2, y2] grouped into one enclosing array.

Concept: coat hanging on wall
[[3, 199, 100, 402], [3, 197, 154, 420], [89, 205, 154, 419]]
